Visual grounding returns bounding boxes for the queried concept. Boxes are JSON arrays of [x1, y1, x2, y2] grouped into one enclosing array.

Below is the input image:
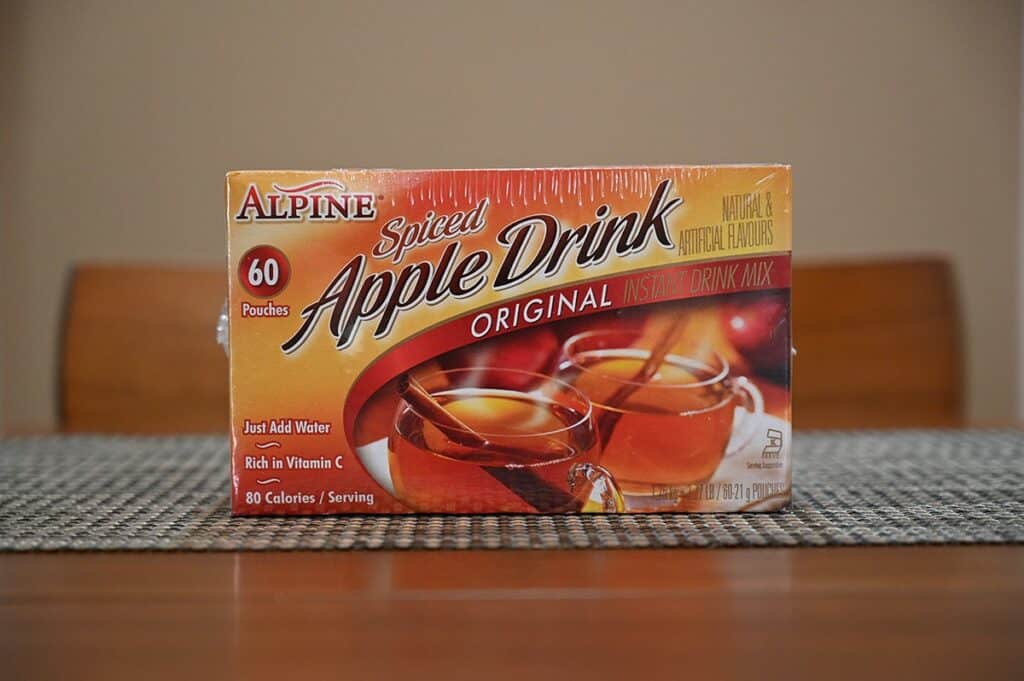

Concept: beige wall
[[1, 0, 1019, 429]]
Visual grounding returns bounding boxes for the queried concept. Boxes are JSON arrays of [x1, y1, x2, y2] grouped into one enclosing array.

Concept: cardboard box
[[225, 167, 792, 514]]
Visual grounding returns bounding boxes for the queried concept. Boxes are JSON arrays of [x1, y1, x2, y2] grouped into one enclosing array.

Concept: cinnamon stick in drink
[[396, 374, 581, 512], [595, 315, 690, 446]]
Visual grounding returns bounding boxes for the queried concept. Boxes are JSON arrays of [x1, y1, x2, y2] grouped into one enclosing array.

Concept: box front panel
[[226, 167, 792, 514]]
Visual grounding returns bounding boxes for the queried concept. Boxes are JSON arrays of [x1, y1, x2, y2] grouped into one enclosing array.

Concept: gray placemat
[[0, 431, 1021, 551]]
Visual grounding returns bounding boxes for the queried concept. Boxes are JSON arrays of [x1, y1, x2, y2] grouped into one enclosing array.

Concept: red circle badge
[[239, 245, 291, 297]]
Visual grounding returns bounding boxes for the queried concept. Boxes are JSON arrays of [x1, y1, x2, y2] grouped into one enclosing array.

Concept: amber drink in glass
[[388, 368, 622, 513], [558, 330, 763, 510]]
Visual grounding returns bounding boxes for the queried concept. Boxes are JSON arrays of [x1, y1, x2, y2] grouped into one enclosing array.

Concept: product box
[[225, 167, 792, 515]]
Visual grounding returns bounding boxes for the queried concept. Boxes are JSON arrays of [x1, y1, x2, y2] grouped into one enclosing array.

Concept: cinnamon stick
[[396, 374, 580, 512], [595, 315, 690, 446]]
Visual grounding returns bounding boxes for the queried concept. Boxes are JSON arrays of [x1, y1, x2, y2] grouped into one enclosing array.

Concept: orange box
[[225, 167, 792, 514]]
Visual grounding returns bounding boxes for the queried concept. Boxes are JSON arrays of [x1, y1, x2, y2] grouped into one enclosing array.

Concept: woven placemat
[[0, 431, 1021, 551]]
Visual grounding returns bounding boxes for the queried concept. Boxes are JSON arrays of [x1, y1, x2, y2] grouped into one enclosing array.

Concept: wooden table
[[1, 546, 1021, 680]]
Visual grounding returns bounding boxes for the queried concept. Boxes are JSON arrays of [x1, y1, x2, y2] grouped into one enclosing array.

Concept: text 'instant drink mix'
[[226, 167, 792, 515]]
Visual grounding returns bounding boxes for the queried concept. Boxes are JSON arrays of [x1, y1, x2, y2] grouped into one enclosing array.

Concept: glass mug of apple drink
[[388, 368, 624, 513], [557, 329, 764, 510]]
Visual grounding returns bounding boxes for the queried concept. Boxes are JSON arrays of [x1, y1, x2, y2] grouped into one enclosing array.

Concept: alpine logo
[[235, 180, 377, 223]]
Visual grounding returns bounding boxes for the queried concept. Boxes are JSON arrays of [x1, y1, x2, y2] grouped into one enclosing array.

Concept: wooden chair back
[[61, 265, 229, 433], [792, 259, 963, 428], [60, 259, 963, 432]]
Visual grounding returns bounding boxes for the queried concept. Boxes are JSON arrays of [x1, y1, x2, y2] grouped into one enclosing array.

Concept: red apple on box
[[438, 326, 560, 390], [722, 291, 790, 377]]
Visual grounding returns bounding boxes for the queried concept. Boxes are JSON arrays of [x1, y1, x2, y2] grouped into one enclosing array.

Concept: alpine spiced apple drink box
[[225, 167, 792, 515]]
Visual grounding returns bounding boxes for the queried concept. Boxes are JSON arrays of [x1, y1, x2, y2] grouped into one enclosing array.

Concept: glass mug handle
[[725, 376, 765, 457], [568, 463, 626, 512]]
